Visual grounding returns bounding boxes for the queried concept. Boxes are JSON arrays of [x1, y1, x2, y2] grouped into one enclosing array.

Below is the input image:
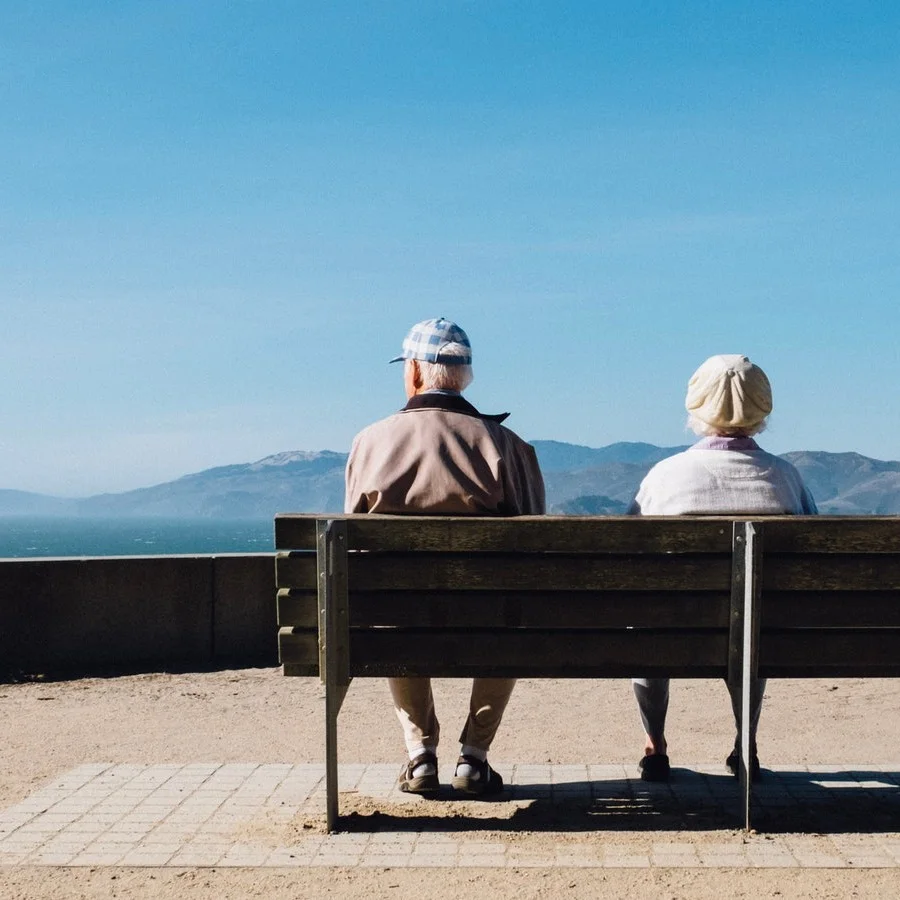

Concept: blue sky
[[2, 1, 898, 496]]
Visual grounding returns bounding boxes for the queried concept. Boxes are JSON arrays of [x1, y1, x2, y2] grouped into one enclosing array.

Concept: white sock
[[410, 749, 436, 779], [456, 745, 487, 779]]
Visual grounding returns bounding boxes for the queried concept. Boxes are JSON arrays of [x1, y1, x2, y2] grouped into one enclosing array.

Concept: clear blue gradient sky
[[2, 1, 898, 496]]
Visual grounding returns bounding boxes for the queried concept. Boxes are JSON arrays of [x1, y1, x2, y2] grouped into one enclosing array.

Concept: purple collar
[[691, 435, 760, 452]]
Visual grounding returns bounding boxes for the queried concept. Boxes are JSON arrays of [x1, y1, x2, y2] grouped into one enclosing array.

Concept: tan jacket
[[345, 393, 545, 516]]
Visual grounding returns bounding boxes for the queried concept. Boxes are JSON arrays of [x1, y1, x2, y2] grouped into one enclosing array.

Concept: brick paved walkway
[[1, 763, 898, 868]]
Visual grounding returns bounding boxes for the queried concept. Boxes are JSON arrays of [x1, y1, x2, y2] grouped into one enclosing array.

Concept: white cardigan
[[630, 441, 817, 516]]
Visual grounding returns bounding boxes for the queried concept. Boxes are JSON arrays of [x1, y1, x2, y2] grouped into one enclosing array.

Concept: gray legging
[[632, 677, 767, 753]]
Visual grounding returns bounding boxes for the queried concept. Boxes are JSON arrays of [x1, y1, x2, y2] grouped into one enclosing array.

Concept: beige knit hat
[[685, 354, 772, 432]]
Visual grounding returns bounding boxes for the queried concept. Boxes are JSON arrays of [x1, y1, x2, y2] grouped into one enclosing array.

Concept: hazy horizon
[[3, 439, 898, 501]]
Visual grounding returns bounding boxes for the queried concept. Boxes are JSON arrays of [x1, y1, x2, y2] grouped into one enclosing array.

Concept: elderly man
[[629, 354, 817, 783], [345, 317, 545, 796]]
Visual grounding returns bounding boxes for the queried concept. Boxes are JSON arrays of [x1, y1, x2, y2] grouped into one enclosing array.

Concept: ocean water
[[0, 517, 275, 558]]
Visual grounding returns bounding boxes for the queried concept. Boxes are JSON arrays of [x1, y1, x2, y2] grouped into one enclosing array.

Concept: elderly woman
[[629, 355, 817, 783]]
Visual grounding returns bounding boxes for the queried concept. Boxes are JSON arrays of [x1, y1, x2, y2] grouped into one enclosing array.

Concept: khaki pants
[[388, 677, 516, 756]]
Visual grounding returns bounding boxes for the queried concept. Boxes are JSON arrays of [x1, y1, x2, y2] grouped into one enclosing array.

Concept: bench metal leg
[[325, 683, 349, 833], [729, 521, 762, 832], [318, 519, 350, 833]]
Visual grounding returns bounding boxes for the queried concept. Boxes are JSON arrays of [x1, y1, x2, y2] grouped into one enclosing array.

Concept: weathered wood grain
[[345, 553, 732, 591], [762, 518, 900, 553], [274, 514, 319, 550], [282, 663, 319, 677], [279, 589, 729, 629], [275, 514, 735, 553], [761, 591, 900, 628], [277, 626, 728, 678], [277, 550, 733, 592], [759, 629, 900, 676], [276, 626, 318, 676], [276, 589, 317, 627], [275, 552, 317, 590], [762, 555, 900, 590], [274, 514, 900, 554]]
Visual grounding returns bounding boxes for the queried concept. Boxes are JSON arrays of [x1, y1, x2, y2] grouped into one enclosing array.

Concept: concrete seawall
[[0, 555, 277, 675]]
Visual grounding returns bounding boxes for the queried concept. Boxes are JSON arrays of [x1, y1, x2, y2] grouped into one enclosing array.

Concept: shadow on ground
[[331, 769, 900, 836]]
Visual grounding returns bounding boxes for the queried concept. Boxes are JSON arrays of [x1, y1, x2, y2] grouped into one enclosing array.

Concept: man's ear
[[410, 360, 424, 391]]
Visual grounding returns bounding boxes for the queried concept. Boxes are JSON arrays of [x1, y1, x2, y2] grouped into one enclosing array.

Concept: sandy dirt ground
[[2, 669, 900, 898]]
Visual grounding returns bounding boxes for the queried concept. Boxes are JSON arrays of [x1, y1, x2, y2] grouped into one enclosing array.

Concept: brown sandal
[[398, 751, 440, 794], [451, 755, 504, 796]]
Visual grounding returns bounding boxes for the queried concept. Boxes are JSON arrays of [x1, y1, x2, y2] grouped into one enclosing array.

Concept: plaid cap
[[389, 317, 472, 365]]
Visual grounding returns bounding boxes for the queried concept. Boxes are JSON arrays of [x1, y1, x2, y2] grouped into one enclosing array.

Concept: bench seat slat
[[760, 628, 900, 676], [277, 589, 317, 627], [277, 626, 317, 675], [350, 629, 727, 678], [761, 591, 900, 628], [347, 553, 732, 591], [274, 515, 900, 554], [275, 514, 736, 553], [344, 517, 734, 553], [353, 591, 728, 629], [276, 552, 317, 590], [277, 589, 730, 629], [275, 551, 733, 592], [762, 518, 900, 553], [278, 626, 728, 678], [762, 555, 900, 590]]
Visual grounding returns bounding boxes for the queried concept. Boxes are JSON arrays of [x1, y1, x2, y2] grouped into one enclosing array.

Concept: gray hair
[[412, 343, 473, 392], [687, 414, 767, 438]]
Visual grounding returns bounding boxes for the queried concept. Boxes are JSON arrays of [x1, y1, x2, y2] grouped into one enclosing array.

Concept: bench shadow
[[750, 768, 900, 834], [336, 768, 900, 835]]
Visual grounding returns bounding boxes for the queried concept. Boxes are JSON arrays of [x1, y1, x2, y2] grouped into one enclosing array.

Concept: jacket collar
[[401, 392, 510, 423], [691, 435, 760, 452]]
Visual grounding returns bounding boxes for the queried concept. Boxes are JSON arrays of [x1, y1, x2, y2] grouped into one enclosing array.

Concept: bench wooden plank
[[275, 550, 732, 592], [759, 629, 900, 676], [278, 626, 728, 678], [274, 514, 900, 554], [276, 589, 317, 628], [762, 555, 900, 590], [274, 587, 900, 631], [275, 552, 317, 590], [762, 518, 900, 553], [761, 591, 900, 628], [275, 514, 736, 553], [274, 514, 319, 550], [279, 589, 730, 629], [345, 553, 732, 592], [345, 517, 735, 553], [277, 626, 317, 675]]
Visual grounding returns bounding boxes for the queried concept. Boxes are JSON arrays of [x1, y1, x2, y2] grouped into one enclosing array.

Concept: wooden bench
[[274, 514, 900, 832]]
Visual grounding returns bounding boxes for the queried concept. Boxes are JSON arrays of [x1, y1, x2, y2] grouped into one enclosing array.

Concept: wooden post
[[318, 519, 350, 833]]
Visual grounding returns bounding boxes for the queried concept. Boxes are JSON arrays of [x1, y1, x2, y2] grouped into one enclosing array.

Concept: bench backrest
[[275, 514, 750, 680], [756, 518, 900, 677], [276, 514, 900, 681]]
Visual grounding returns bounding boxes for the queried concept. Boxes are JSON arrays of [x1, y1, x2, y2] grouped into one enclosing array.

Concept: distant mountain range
[[1, 441, 899, 518]]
